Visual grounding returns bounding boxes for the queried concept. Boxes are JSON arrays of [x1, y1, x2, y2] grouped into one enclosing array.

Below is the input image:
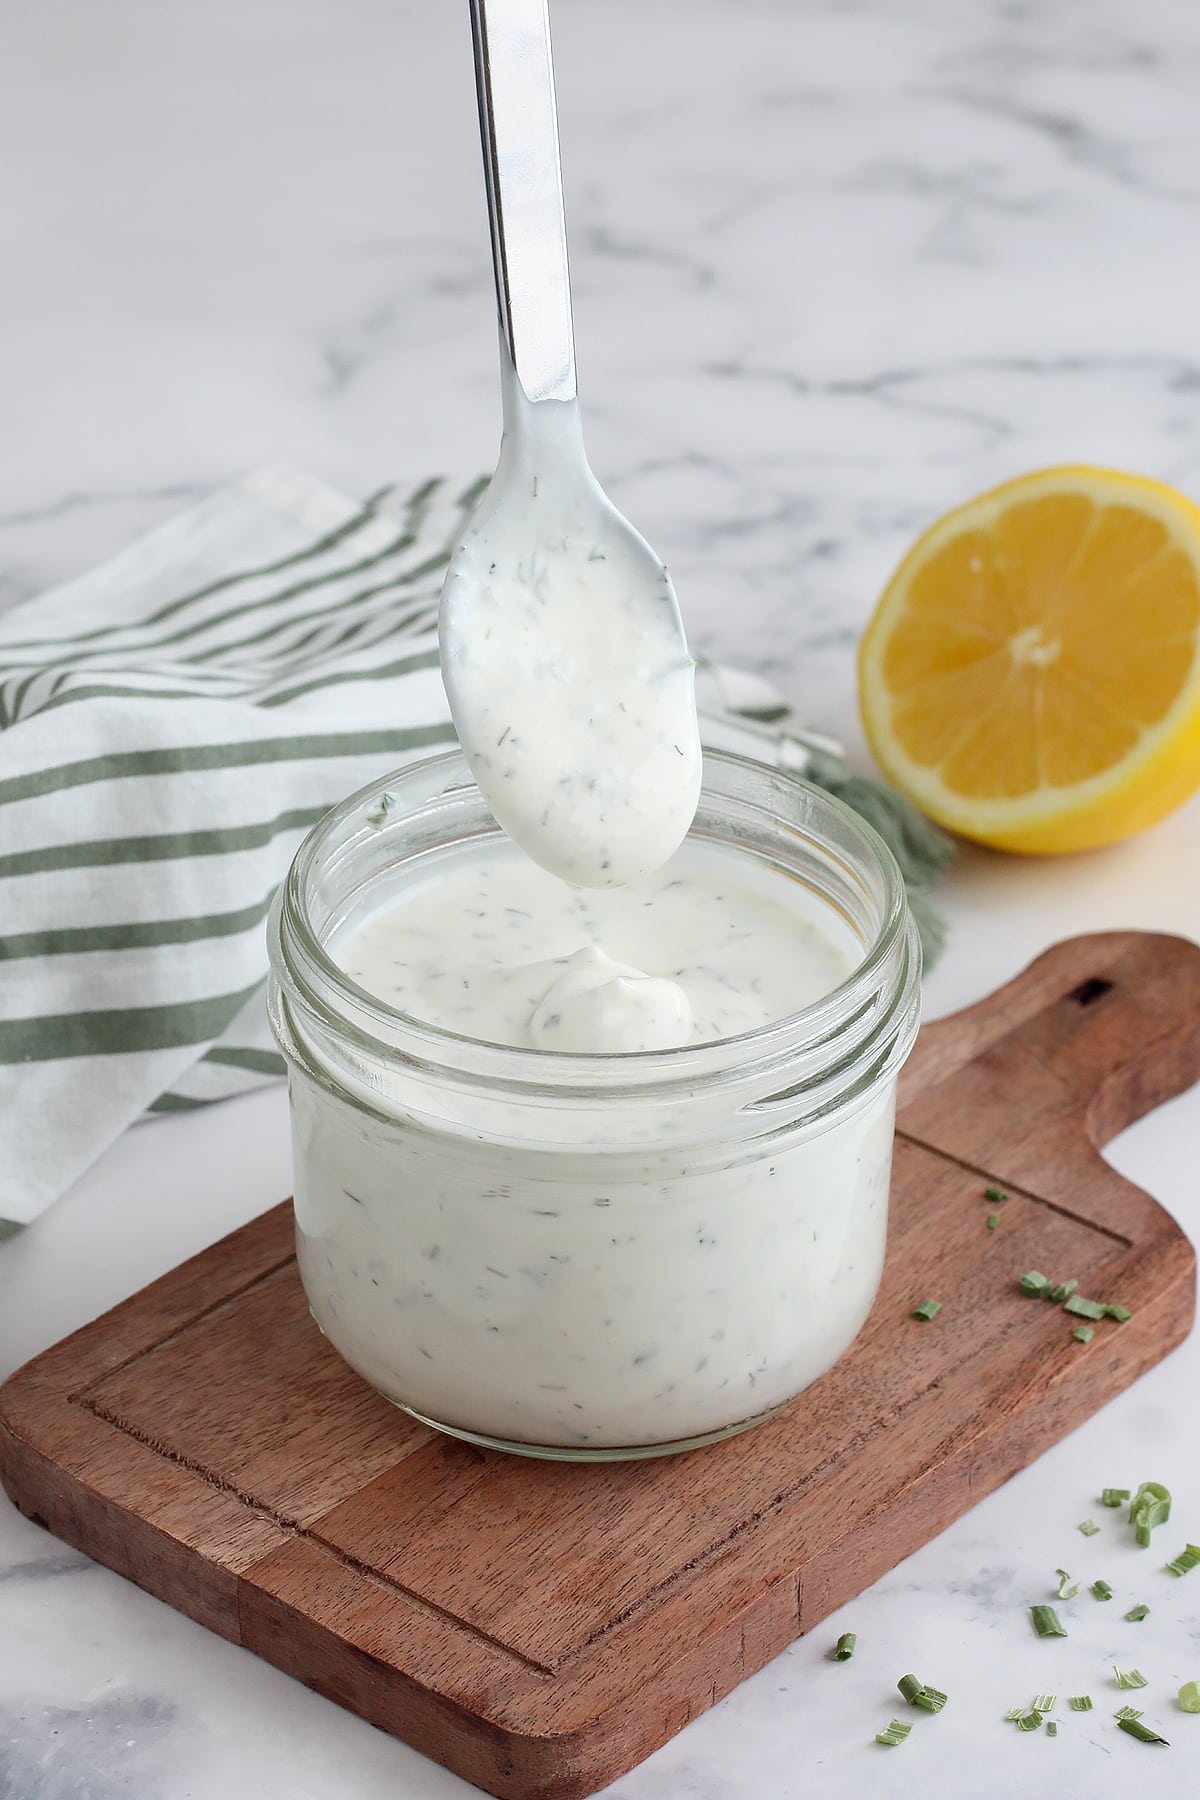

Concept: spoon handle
[[469, 0, 578, 407]]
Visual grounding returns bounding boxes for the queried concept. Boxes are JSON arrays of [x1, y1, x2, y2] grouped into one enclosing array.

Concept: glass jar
[[267, 749, 921, 1461]]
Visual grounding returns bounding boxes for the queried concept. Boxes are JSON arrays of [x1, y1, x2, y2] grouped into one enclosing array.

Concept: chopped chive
[[1070, 1695, 1093, 1712], [1092, 1580, 1113, 1601], [1178, 1681, 1200, 1713], [912, 1298, 941, 1322], [1106, 1303, 1132, 1323], [1125, 1603, 1150, 1622], [1063, 1294, 1106, 1321], [1118, 1717, 1168, 1745], [1078, 1519, 1100, 1536], [1165, 1544, 1200, 1577], [987, 1213, 1001, 1230], [1046, 1720, 1058, 1737], [1114, 1667, 1149, 1690], [1034, 1694, 1057, 1714], [914, 1685, 947, 1714], [984, 1185, 1007, 1203], [1073, 1325, 1095, 1344], [1030, 1604, 1067, 1638], [875, 1718, 912, 1746], [1016, 1709, 1044, 1732], [1115, 1704, 1144, 1721], [1049, 1279, 1079, 1303], [1004, 1705, 1025, 1721], [897, 1674, 925, 1706], [1055, 1569, 1079, 1601], [1130, 1481, 1171, 1546], [1103, 1488, 1131, 1508], [833, 1632, 857, 1661], [1019, 1271, 1051, 1296]]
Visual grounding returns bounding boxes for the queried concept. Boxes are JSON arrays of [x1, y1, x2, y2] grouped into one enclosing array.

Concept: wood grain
[[2, 931, 1197, 1799]]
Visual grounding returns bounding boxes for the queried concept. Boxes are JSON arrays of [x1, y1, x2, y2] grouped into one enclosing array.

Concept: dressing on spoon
[[440, 0, 701, 889]]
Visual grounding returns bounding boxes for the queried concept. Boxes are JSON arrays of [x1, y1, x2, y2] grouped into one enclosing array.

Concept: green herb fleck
[[1070, 1695, 1093, 1712], [1106, 1303, 1133, 1323], [1114, 1667, 1149, 1690], [1166, 1544, 1200, 1578], [1074, 1325, 1095, 1344], [912, 1298, 941, 1322], [1178, 1681, 1200, 1713], [365, 791, 396, 829], [1046, 1720, 1058, 1737], [1115, 1704, 1144, 1721], [1130, 1481, 1171, 1547], [985, 1185, 1007, 1203], [1092, 1580, 1113, 1601], [987, 1213, 1001, 1230], [1055, 1570, 1079, 1601], [1103, 1488, 1131, 1508], [1019, 1271, 1051, 1296], [1078, 1519, 1101, 1536], [1016, 1709, 1044, 1732], [1004, 1705, 1025, 1721], [875, 1718, 912, 1747], [1125, 1603, 1150, 1623], [1049, 1279, 1079, 1304], [1063, 1294, 1106, 1321], [1118, 1717, 1168, 1745], [1034, 1694, 1057, 1714], [1030, 1604, 1067, 1638], [833, 1632, 856, 1661]]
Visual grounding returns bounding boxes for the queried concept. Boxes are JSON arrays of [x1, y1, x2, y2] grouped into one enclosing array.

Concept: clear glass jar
[[267, 749, 921, 1461]]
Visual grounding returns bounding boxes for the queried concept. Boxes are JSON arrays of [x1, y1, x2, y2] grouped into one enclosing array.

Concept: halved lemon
[[858, 466, 1200, 853]]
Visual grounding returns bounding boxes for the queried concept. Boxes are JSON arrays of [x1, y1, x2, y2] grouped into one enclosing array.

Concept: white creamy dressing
[[439, 389, 702, 890]]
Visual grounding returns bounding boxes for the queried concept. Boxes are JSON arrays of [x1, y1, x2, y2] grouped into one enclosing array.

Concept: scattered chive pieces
[[1030, 1604, 1067, 1638], [1046, 1720, 1058, 1737], [875, 1718, 912, 1747], [1004, 1706, 1025, 1721], [984, 1185, 1007, 1203], [1130, 1481, 1171, 1547], [1114, 1667, 1149, 1690], [1178, 1681, 1200, 1713], [1106, 1303, 1133, 1323], [1016, 1709, 1044, 1732], [1055, 1569, 1079, 1601], [987, 1213, 1001, 1230], [833, 1632, 856, 1660], [1103, 1488, 1131, 1508], [914, 1685, 947, 1714], [1115, 1704, 1144, 1721], [1034, 1694, 1057, 1714], [1049, 1279, 1079, 1304], [1166, 1544, 1200, 1578], [1092, 1580, 1113, 1601], [1070, 1696, 1093, 1712], [1020, 1271, 1051, 1296], [1073, 1325, 1095, 1344], [897, 1674, 925, 1706], [1117, 1718, 1168, 1745], [1078, 1519, 1101, 1536], [1063, 1294, 1106, 1321], [1126, 1604, 1151, 1623], [912, 1298, 941, 1322]]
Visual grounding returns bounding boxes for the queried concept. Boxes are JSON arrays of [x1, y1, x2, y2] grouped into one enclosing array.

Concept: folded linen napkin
[[0, 466, 952, 1229]]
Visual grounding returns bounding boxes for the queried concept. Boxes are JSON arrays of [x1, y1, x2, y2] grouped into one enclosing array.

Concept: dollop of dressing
[[528, 946, 693, 1054], [439, 389, 701, 888]]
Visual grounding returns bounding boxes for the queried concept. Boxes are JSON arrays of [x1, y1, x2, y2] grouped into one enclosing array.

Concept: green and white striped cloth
[[0, 465, 951, 1228]]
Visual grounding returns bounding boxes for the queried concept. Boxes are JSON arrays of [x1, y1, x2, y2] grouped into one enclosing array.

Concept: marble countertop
[[4, 0, 1200, 1795]]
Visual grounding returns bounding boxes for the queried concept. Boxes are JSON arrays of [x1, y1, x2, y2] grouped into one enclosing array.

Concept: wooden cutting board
[[3, 932, 1199, 1799]]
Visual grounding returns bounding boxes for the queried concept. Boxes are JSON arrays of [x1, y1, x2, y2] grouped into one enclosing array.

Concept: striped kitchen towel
[[0, 465, 952, 1228]]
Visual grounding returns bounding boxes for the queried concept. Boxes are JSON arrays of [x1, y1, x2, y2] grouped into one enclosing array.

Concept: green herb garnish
[[1114, 1667, 1149, 1690], [1070, 1695, 1093, 1711], [1055, 1570, 1079, 1601], [1016, 1709, 1044, 1732], [1106, 1303, 1133, 1323], [1125, 1603, 1150, 1622], [1034, 1694, 1057, 1714], [1117, 1718, 1168, 1745], [912, 1298, 941, 1322], [1063, 1294, 1106, 1321], [987, 1213, 1001, 1230], [1103, 1488, 1131, 1508], [1092, 1580, 1113, 1601], [1004, 1705, 1025, 1721], [1020, 1271, 1051, 1296], [1046, 1720, 1058, 1737], [1078, 1519, 1101, 1536], [1030, 1604, 1067, 1638], [1049, 1279, 1079, 1304], [985, 1185, 1007, 1203], [1115, 1704, 1143, 1721], [365, 791, 397, 829], [1178, 1681, 1200, 1713], [1074, 1325, 1095, 1344], [1130, 1481, 1171, 1547], [897, 1674, 947, 1713], [834, 1632, 856, 1661], [875, 1718, 912, 1746], [1166, 1544, 1200, 1577]]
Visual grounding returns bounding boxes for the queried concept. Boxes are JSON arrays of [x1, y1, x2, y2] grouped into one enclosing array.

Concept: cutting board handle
[[898, 931, 1200, 1237]]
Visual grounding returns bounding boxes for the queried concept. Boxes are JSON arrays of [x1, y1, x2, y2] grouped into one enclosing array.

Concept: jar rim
[[269, 748, 920, 1102]]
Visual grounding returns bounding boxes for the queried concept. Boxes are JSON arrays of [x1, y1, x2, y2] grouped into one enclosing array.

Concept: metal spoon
[[438, 0, 701, 889]]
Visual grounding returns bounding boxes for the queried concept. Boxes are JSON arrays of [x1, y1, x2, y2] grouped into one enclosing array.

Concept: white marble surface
[[4, 0, 1200, 1794]]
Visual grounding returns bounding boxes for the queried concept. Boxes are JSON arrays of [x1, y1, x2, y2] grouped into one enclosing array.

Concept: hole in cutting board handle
[[1068, 977, 1114, 1007]]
